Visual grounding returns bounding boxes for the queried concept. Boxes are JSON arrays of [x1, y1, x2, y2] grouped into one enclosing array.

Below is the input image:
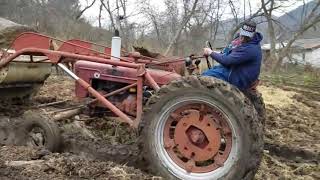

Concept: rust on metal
[[163, 103, 233, 173], [133, 76, 143, 128], [10, 32, 185, 66], [89, 83, 138, 104], [144, 71, 160, 91], [76, 78, 134, 126], [174, 110, 221, 162], [0, 31, 183, 128], [187, 126, 207, 145]]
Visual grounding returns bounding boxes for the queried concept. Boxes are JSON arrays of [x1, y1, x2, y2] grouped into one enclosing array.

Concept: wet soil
[[0, 146, 156, 180], [0, 75, 319, 179], [256, 84, 320, 180]]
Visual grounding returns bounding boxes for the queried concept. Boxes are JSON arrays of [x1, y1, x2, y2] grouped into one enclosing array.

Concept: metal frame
[[0, 33, 165, 128], [7, 32, 184, 64]]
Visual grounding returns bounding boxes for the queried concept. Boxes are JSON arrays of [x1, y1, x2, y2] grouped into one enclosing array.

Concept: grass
[[260, 64, 320, 89]]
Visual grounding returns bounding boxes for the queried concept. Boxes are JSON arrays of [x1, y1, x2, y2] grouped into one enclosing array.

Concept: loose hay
[[258, 85, 301, 108]]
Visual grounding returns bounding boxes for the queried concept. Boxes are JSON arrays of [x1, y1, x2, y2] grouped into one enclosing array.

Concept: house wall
[[305, 48, 320, 67], [285, 48, 320, 68]]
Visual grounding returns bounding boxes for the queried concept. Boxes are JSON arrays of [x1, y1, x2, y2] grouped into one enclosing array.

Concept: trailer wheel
[[17, 110, 61, 152], [141, 76, 263, 180]]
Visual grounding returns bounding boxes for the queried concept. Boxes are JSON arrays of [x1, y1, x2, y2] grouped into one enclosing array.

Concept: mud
[[0, 75, 319, 179], [256, 84, 320, 180], [259, 85, 320, 152], [0, 146, 157, 180]]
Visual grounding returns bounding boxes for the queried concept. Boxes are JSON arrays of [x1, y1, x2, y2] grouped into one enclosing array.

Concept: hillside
[[277, 0, 320, 40], [213, 0, 319, 47]]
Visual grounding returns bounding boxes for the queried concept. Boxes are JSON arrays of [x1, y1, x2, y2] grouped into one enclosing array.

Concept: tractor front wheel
[[16, 110, 62, 152], [141, 76, 263, 180]]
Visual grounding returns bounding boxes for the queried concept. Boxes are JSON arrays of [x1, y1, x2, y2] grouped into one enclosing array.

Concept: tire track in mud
[[264, 142, 320, 163], [2, 109, 317, 169], [257, 84, 320, 179], [1, 76, 319, 179], [0, 146, 155, 180]]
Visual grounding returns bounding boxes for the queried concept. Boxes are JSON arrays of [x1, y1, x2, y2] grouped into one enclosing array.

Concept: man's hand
[[203, 48, 213, 56]]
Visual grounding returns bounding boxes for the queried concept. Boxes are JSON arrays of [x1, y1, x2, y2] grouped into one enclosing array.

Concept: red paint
[[58, 39, 112, 56], [163, 103, 233, 173], [1, 32, 186, 128], [12, 32, 52, 51], [74, 60, 180, 98]]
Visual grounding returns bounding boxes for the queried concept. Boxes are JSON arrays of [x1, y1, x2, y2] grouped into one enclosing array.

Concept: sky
[[79, 0, 313, 27]]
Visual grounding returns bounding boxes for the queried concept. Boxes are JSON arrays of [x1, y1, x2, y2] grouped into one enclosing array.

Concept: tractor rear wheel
[[243, 90, 266, 125], [141, 76, 263, 180]]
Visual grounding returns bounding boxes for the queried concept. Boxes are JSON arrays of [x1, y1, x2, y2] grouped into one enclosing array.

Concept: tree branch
[[271, 0, 320, 71], [100, 0, 116, 31], [164, 0, 199, 56], [75, 0, 97, 20]]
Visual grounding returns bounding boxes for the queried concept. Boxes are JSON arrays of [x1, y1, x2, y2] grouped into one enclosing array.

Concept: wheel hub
[[187, 126, 206, 145], [163, 103, 233, 173], [174, 110, 221, 162], [28, 127, 45, 147]]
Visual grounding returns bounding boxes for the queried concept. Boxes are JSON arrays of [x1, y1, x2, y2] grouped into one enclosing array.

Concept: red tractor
[[0, 32, 265, 180]]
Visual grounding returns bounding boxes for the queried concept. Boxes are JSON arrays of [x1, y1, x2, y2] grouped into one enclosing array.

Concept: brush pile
[[0, 17, 35, 48]]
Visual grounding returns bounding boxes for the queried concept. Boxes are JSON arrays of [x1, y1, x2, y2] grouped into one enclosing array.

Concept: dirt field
[[0, 75, 319, 179], [256, 84, 320, 180]]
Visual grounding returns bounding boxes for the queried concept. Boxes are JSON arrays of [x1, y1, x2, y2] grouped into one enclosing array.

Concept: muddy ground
[[256, 84, 320, 180], [0, 75, 319, 179]]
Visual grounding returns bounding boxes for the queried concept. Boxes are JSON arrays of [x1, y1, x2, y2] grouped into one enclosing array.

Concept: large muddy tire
[[141, 76, 264, 180], [243, 90, 266, 125], [17, 110, 62, 152]]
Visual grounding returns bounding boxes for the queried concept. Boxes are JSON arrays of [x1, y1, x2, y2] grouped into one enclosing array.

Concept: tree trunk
[[75, 0, 97, 20], [98, 3, 103, 28], [100, 0, 116, 31], [261, 0, 277, 71], [150, 15, 162, 48], [164, 0, 199, 56], [271, 0, 320, 72]]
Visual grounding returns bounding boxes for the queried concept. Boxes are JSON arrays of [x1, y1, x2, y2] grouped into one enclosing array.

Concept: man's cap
[[240, 20, 257, 38]]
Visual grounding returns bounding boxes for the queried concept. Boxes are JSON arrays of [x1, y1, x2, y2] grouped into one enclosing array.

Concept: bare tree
[[164, 0, 199, 56], [261, 0, 277, 64], [139, 1, 163, 47], [209, 0, 223, 44], [272, 0, 320, 71], [118, 0, 130, 49], [98, 3, 103, 28], [183, 0, 219, 52], [226, 0, 267, 43], [100, 0, 116, 31], [75, 0, 97, 20]]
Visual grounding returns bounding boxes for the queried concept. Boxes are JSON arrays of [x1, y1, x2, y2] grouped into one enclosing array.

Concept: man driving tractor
[[203, 20, 263, 90]]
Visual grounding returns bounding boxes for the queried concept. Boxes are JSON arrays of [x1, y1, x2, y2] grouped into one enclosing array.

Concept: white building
[[262, 38, 320, 68]]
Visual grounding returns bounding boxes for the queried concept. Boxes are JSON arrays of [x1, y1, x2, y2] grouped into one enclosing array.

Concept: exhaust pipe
[[111, 36, 121, 61], [111, 16, 122, 61]]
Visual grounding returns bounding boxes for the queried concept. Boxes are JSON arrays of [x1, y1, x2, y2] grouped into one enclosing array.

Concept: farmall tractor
[[0, 32, 265, 180]]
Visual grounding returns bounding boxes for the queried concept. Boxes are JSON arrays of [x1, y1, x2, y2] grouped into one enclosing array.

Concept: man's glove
[[203, 48, 213, 56]]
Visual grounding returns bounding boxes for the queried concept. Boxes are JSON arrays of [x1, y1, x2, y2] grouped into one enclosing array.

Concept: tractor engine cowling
[[74, 60, 181, 116]]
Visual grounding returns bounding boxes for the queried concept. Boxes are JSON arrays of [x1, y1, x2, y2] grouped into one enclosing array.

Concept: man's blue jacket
[[202, 32, 263, 90]]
